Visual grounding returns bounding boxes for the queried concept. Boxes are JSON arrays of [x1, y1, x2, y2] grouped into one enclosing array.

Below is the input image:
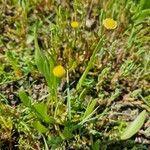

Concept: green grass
[[0, 0, 150, 149]]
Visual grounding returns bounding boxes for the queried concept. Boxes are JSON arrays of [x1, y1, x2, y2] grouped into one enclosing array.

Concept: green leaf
[[43, 60, 52, 89], [82, 99, 97, 120], [76, 37, 104, 90], [91, 140, 101, 150], [139, 94, 150, 107], [34, 25, 57, 94], [132, 9, 150, 22], [33, 121, 48, 133], [145, 95, 150, 106], [47, 136, 63, 149], [62, 126, 73, 139], [34, 25, 51, 87], [138, 0, 146, 10], [18, 90, 31, 107], [34, 25, 47, 74], [121, 110, 147, 140], [33, 103, 55, 123], [47, 55, 57, 96], [142, 0, 150, 9]]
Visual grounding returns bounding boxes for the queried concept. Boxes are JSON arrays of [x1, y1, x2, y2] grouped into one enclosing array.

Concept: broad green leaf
[[121, 110, 147, 140], [33, 103, 55, 123], [34, 25, 51, 88], [82, 99, 97, 120], [47, 136, 63, 149], [33, 121, 48, 133], [34, 25, 47, 74], [34, 23, 59, 97], [18, 90, 31, 107], [62, 126, 73, 139]]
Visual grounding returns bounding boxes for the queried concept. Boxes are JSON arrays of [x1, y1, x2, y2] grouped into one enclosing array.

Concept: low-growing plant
[[0, 0, 150, 149]]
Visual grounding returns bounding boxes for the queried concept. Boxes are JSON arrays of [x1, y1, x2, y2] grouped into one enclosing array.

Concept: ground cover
[[0, 0, 150, 149]]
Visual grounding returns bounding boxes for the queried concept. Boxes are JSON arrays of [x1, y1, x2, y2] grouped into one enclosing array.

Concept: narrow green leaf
[[34, 25, 51, 86], [132, 9, 150, 21], [139, 94, 150, 107], [91, 140, 101, 150], [33, 121, 48, 133], [82, 99, 97, 120], [34, 25, 48, 74], [138, 0, 146, 10], [43, 135, 49, 150], [76, 37, 104, 90], [47, 56, 57, 96], [18, 90, 31, 107], [43, 59, 51, 89], [142, 0, 150, 9], [121, 110, 147, 140]]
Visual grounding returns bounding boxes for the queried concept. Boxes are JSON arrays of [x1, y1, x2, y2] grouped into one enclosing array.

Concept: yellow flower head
[[53, 65, 66, 78], [71, 21, 79, 28], [102, 18, 117, 30]]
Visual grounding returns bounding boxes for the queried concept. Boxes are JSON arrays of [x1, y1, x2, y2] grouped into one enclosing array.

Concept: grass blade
[[82, 99, 97, 120], [76, 37, 104, 90]]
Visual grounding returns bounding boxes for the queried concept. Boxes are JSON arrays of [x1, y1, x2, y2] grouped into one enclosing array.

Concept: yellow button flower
[[53, 65, 66, 78], [102, 18, 117, 30], [71, 21, 79, 28]]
